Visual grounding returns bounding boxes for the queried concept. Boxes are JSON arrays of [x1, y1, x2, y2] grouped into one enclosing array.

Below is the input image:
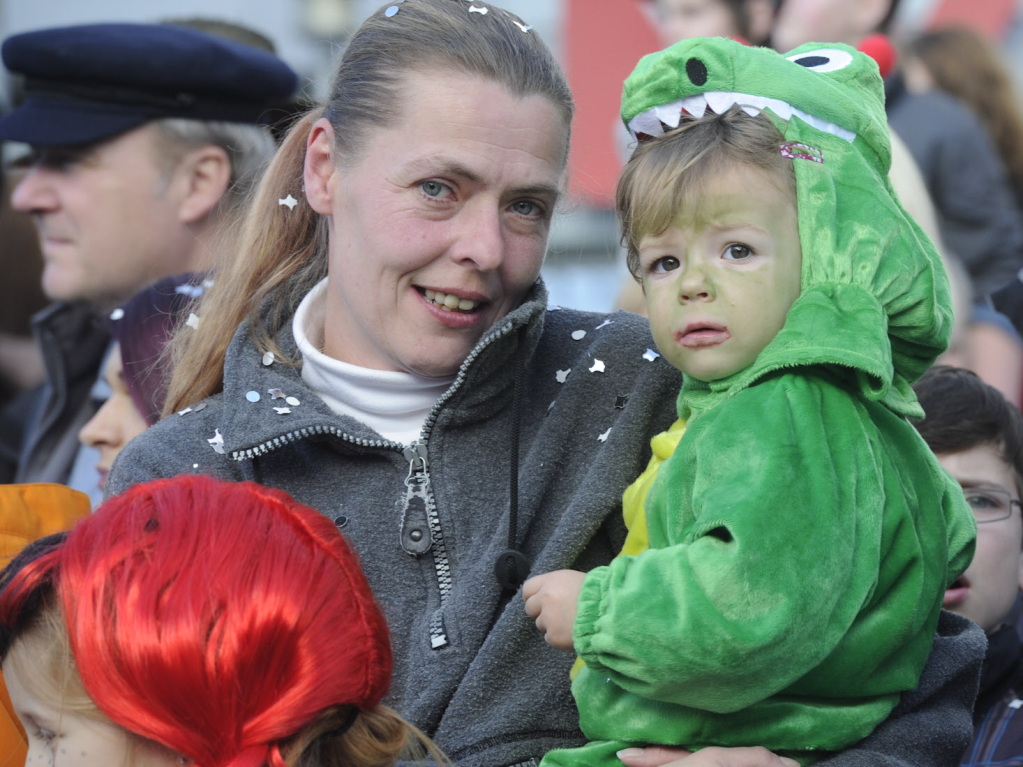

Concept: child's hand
[[522, 569, 586, 651]]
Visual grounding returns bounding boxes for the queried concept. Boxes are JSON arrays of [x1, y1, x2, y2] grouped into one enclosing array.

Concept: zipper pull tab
[[400, 443, 433, 555]]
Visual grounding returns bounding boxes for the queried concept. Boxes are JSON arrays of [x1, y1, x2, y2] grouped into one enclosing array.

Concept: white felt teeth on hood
[[680, 95, 708, 118], [655, 101, 685, 129], [629, 109, 664, 138], [705, 91, 738, 115], [627, 91, 856, 143]]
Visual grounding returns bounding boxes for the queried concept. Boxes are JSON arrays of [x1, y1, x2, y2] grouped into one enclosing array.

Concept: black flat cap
[[0, 23, 300, 146]]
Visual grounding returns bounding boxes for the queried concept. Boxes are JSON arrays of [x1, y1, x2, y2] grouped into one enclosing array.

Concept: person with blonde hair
[[108, 2, 983, 766], [902, 25, 1023, 213]]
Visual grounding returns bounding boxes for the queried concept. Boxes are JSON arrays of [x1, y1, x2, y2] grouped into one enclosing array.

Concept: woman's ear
[[175, 145, 232, 225], [304, 118, 338, 216]]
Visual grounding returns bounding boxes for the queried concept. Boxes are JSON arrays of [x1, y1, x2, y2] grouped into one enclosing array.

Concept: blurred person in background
[[77, 273, 206, 496], [638, 0, 775, 46], [0, 21, 297, 505], [900, 24, 1023, 375], [0, 153, 48, 483], [901, 25, 1023, 212]]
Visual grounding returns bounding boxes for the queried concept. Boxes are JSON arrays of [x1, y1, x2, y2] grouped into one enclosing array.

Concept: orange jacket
[[0, 483, 89, 766]]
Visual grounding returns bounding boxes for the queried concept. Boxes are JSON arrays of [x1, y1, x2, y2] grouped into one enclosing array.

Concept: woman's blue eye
[[512, 200, 541, 217], [420, 180, 447, 197]]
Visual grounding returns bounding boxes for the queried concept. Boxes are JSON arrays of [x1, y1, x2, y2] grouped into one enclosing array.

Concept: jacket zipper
[[231, 424, 394, 460], [402, 441, 453, 648], [229, 318, 518, 650]]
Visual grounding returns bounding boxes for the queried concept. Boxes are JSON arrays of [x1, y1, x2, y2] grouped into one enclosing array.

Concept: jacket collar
[[215, 280, 550, 458], [32, 300, 110, 383]]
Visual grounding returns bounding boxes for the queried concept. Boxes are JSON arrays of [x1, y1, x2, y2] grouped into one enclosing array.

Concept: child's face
[[638, 163, 801, 382], [2, 656, 179, 767], [939, 443, 1023, 634]]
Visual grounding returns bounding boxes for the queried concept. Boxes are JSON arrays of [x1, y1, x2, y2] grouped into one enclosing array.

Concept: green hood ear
[[622, 37, 952, 418]]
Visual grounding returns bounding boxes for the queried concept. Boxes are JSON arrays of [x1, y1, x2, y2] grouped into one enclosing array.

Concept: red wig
[[0, 475, 392, 767]]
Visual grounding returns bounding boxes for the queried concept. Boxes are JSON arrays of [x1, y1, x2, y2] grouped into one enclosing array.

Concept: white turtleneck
[[292, 279, 454, 445]]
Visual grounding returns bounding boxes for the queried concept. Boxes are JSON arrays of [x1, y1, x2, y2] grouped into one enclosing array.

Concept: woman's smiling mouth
[[422, 288, 481, 313]]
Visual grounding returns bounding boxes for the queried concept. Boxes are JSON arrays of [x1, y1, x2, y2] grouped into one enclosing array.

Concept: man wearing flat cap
[[0, 22, 298, 503]]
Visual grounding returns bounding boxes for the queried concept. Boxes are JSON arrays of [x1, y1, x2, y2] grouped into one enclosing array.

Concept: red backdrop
[[563, 1, 658, 208]]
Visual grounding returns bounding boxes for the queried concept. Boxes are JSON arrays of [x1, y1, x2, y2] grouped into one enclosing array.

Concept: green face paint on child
[[638, 163, 802, 382]]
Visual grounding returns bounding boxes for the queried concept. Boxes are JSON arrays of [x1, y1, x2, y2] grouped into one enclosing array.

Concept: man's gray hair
[[151, 117, 277, 219]]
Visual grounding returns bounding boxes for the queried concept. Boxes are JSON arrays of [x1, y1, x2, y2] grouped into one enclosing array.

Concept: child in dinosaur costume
[[523, 38, 976, 766]]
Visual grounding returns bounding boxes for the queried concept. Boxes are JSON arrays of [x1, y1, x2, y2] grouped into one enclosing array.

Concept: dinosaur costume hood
[[621, 38, 952, 420]]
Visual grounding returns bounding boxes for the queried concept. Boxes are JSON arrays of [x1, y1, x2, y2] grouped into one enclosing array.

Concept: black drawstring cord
[[494, 347, 530, 591]]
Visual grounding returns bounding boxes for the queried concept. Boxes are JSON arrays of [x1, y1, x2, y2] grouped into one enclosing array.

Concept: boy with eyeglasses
[[913, 364, 1023, 766]]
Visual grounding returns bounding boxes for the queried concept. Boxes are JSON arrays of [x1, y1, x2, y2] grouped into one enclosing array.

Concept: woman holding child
[[108, 1, 982, 766]]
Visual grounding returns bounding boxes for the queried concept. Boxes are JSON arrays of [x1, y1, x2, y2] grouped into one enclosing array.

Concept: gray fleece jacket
[[108, 282, 983, 767]]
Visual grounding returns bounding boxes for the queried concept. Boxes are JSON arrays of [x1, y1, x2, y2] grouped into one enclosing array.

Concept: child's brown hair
[[616, 106, 795, 279]]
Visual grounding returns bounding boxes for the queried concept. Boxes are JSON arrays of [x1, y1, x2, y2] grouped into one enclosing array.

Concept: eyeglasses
[[963, 487, 1023, 524]]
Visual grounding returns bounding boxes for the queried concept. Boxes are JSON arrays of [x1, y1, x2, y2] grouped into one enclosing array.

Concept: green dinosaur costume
[[543, 38, 976, 767]]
